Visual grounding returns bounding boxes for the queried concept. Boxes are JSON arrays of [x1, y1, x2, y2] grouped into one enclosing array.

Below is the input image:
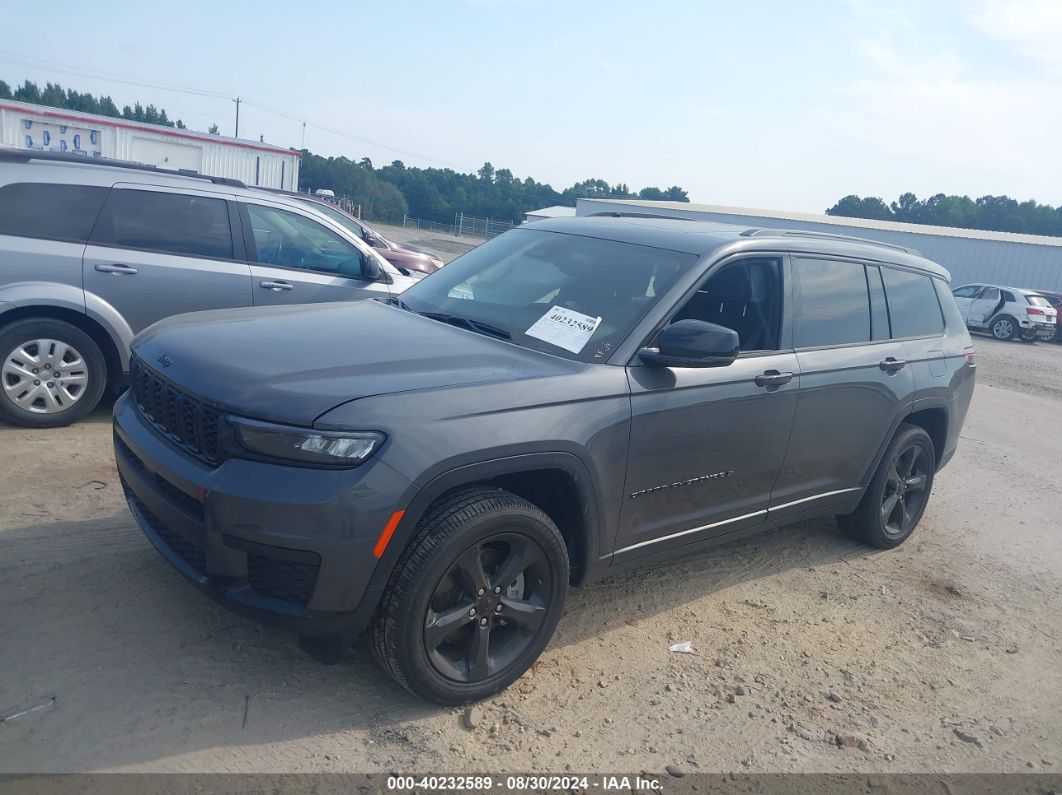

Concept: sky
[[2, 0, 1060, 212]]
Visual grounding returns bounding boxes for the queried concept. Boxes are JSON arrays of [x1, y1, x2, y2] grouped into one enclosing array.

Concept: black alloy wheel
[[425, 533, 552, 683], [370, 487, 569, 704], [838, 423, 936, 549], [880, 443, 930, 539]]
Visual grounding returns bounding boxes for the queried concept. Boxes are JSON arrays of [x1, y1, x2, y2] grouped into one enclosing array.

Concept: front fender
[[362, 451, 603, 612]]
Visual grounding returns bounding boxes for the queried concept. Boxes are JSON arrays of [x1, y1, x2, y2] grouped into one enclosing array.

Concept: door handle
[[259, 280, 293, 291], [879, 357, 907, 373], [755, 370, 794, 388], [95, 263, 138, 275]]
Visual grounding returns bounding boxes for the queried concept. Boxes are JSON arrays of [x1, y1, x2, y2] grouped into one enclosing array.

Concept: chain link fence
[[455, 213, 514, 238], [401, 213, 516, 239], [402, 215, 456, 236]]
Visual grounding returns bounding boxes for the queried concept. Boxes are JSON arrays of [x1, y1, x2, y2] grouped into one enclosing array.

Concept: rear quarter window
[[0, 182, 110, 243], [881, 267, 945, 338]]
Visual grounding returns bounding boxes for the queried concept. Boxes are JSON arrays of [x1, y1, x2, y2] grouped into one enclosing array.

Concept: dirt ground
[[1, 316, 1061, 774]]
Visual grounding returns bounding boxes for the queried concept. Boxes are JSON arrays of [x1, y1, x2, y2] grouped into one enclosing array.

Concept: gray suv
[[113, 217, 976, 703], [0, 150, 416, 428]]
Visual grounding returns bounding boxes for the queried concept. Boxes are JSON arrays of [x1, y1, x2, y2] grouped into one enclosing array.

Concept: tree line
[[827, 192, 1062, 237], [299, 155, 689, 225]]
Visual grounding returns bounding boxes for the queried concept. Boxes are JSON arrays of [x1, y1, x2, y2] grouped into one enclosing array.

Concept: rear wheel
[[0, 319, 107, 428], [837, 423, 936, 549], [370, 487, 569, 704], [990, 315, 1019, 341]]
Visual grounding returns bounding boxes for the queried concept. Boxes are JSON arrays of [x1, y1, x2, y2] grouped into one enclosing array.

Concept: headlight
[[232, 418, 385, 467]]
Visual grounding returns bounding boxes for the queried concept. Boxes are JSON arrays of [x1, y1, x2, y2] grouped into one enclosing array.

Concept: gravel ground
[[1, 309, 1060, 774]]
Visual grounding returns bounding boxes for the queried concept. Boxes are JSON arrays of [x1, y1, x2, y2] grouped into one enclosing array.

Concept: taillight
[[1028, 307, 1045, 317], [964, 346, 976, 366]]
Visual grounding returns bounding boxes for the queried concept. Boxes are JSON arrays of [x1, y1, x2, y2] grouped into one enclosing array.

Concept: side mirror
[[360, 253, 382, 281], [639, 319, 739, 368]]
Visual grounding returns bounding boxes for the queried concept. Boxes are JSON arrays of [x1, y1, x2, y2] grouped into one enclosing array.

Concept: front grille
[[124, 481, 206, 574], [130, 357, 223, 465], [247, 552, 321, 607]]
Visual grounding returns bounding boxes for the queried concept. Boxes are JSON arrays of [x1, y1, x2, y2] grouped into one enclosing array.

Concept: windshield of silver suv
[[398, 228, 694, 362]]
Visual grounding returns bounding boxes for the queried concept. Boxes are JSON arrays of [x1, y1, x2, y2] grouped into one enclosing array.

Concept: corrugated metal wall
[[576, 199, 1062, 292], [1, 103, 299, 191]]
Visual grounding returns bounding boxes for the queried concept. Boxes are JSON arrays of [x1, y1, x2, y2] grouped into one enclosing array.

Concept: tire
[[837, 423, 936, 549], [990, 315, 1019, 341], [0, 318, 107, 428], [370, 486, 569, 704]]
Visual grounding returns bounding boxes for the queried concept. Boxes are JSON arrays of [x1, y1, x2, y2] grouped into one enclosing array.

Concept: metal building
[[0, 98, 299, 190], [524, 205, 575, 224], [576, 197, 1062, 291]]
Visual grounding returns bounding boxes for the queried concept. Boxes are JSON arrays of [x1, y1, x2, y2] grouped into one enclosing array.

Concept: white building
[[0, 98, 299, 190], [576, 198, 1062, 291], [524, 205, 575, 224]]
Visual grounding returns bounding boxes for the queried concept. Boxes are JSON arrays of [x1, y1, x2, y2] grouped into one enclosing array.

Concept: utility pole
[[233, 96, 241, 138], [301, 120, 306, 149]]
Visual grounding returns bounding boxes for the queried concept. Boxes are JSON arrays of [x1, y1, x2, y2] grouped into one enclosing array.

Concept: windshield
[[1025, 294, 1052, 308], [399, 228, 694, 362]]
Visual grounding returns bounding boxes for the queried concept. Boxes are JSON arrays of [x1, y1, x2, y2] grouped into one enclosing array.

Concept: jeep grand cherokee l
[[114, 217, 975, 704]]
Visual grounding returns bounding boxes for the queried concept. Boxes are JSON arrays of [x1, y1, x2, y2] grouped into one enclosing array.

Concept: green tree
[[827, 195, 893, 221], [208, 123, 220, 134], [0, 79, 11, 99]]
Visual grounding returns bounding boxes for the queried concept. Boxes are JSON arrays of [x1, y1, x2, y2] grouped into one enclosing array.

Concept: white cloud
[[970, 0, 1062, 72], [798, 32, 1062, 206]]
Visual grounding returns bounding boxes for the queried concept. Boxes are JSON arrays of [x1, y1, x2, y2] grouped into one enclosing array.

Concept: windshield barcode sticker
[[525, 306, 602, 354]]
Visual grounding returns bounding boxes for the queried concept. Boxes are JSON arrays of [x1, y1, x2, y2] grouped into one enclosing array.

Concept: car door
[[965, 286, 1002, 328], [950, 285, 982, 323], [83, 184, 252, 334], [615, 256, 799, 559], [769, 256, 914, 521], [238, 200, 392, 306]]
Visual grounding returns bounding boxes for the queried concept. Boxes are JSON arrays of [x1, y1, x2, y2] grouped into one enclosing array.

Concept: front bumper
[[113, 393, 411, 639]]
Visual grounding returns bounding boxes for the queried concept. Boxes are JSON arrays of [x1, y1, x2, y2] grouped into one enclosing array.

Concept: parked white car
[[951, 283, 1058, 341]]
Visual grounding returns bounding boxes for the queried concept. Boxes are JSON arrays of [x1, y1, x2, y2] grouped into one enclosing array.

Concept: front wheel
[[0, 318, 107, 428], [837, 423, 936, 549], [370, 487, 569, 704]]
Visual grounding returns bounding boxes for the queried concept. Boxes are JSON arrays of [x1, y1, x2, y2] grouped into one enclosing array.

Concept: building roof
[[0, 98, 298, 157], [525, 205, 576, 219], [580, 198, 1062, 249]]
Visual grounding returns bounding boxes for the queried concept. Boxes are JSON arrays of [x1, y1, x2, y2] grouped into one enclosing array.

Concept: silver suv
[[951, 282, 1058, 342], [0, 150, 417, 427]]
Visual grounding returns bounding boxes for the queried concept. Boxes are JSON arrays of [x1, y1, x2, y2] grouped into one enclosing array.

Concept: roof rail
[[0, 148, 247, 188], [740, 227, 918, 255]]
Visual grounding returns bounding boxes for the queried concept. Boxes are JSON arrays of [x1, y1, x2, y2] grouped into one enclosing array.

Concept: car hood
[[131, 300, 577, 426]]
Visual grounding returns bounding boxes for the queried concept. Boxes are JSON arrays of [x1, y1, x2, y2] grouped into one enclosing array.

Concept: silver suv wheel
[[992, 317, 1015, 340], [2, 338, 90, 414]]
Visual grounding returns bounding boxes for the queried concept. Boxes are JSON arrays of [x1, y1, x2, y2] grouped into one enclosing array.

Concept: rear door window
[[881, 267, 945, 338], [794, 258, 871, 348], [951, 285, 981, 299], [91, 189, 234, 259], [0, 182, 109, 243]]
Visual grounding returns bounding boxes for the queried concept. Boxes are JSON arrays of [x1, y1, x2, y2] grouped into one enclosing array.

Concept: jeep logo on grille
[[156, 354, 173, 368]]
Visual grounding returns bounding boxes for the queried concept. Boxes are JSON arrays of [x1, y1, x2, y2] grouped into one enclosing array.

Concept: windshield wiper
[[418, 311, 511, 340]]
